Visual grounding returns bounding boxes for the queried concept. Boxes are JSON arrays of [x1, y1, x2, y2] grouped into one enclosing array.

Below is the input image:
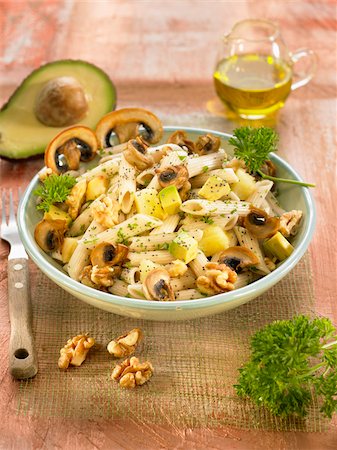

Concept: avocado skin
[[0, 60, 117, 160]]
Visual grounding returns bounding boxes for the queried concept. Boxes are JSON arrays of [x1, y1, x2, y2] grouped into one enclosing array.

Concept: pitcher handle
[[290, 48, 317, 91]]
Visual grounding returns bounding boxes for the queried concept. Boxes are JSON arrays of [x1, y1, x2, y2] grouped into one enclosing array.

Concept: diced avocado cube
[[169, 231, 198, 263], [263, 231, 294, 261], [44, 204, 72, 226], [158, 185, 182, 215], [86, 175, 108, 201], [198, 225, 230, 256], [134, 188, 165, 220], [198, 175, 230, 201], [231, 168, 256, 200]]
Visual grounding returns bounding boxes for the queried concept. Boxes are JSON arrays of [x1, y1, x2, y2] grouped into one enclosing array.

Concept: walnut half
[[196, 262, 237, 296], [111, 356, 153, 388], [107, 328, 143, 358], [58, 334, 95, 370]]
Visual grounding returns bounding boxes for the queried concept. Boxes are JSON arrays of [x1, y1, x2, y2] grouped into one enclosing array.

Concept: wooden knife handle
[[8, 258, 38, 379]]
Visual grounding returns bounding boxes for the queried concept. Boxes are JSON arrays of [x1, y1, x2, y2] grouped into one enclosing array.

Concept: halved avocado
[[0, 60, 116, 159]]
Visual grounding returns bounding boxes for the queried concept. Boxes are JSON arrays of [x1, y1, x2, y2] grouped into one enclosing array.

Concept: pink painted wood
[[0, 1, 336, 448]]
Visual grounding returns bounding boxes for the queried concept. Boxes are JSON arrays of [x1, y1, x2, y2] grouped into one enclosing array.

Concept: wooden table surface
[[0, 1, 336, 449]]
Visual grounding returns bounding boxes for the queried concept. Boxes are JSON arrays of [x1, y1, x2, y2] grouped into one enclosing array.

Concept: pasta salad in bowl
[[18, 108, 315, 320]]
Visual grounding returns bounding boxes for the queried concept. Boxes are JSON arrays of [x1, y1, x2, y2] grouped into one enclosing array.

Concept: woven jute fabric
[[15, 253, 329, 431]]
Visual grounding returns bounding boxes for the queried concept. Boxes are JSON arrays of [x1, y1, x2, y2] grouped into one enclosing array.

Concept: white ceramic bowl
[[18, 127, 316, 321]]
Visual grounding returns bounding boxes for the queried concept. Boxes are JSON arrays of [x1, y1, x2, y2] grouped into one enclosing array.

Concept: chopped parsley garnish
[[34, 174, 76, 212], [228, 127, 315, 188], [200, 216, 214, 225]]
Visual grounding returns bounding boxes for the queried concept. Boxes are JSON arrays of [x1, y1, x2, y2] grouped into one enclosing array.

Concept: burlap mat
[[15, 252, 330, 431]]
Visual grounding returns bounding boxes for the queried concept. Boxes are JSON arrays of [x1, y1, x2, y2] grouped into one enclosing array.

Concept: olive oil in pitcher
[[213, 54, 293, 118]]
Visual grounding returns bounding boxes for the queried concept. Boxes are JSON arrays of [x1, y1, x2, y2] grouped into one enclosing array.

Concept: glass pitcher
[[213, 19, 317, 119]]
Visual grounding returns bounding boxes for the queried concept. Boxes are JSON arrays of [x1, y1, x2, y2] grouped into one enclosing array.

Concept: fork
[[1, 189, 38, 379]]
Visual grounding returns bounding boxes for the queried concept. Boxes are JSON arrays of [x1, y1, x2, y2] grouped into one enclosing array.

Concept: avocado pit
[[35, 76, 88, 127]]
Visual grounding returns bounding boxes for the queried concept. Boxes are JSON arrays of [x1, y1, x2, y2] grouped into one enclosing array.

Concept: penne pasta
[[68, 221, 105, 281], [120, 267, 141, 284], [76, 158, 120, 182], [127, 283, 146, 299], [234, 226, 270, 275], [129, 229, 202, 252], [186, 152, 226, 177], [68, 194, 105, 236], [171, 274, 196, 292], [188, 250, 208, 277], [247, 180, 273, 208], [180, 199, 250, 216], [81, 214, 163, 248], [150, 214, 180, 235], [175, 289, 204, 300], [128, 250, 175, 266], [118, 155, 136, 214], [108, 279, 129, 297], [179, 214, 236, 232]]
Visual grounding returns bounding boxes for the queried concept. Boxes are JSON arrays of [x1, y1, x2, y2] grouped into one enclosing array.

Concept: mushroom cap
[[218, 246, 259, 273], [143, 268, 175, 301], [90, 242, 129, 268], [95, 108, 163, 148], [34, 219, 67, 253], [194, 134, 221, 155], [156, 165, 189, 189], [124, 137, 153, 170], [35, 76, 88, 127], [243, 206, 280, 239], [44, 126, 98, 174]]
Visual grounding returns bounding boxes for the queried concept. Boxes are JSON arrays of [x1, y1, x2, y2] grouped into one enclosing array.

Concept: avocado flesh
[[0, 60, 116, 159]]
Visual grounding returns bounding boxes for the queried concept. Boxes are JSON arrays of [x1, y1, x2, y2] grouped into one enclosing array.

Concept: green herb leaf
[[228, 127, 315, 188], [200, 215, 214, 225], [234, 315, 337, 419], [34, 174, 76, 212], [228, 126, 278, 173]]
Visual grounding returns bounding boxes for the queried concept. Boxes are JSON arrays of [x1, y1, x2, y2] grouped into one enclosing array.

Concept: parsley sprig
[[235, 315, 337, 419], [228, 127, 315, 188], [34, 174, 76, 212]]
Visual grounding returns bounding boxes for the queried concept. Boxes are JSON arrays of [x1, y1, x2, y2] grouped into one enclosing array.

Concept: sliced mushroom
[[218, 246, 259, 273], [243, 206, 280, 239], [95, 108, 163, 148], [194, 134, 221, 155], [167, 130, 195, 153], [156, 165, 189, 189], [34, 219, 67, 253], [124, 136, 153, 170], [45, 126, 98, 174], [143, 268, 175, 301], [90, 242, 129, 268]]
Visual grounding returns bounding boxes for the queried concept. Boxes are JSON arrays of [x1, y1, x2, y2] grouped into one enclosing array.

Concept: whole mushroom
[[45, 126, 98, 174], [95, 108, 163, 148]]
